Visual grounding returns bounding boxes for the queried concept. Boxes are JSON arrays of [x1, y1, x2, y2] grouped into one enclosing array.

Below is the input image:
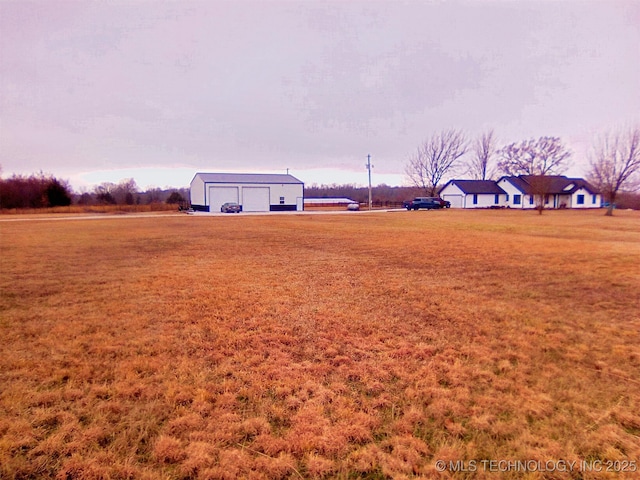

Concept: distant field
[[1, 209, 639, 479]]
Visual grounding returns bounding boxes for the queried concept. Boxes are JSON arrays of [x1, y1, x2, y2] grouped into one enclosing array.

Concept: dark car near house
[[403, 197, 443, 210], [430, 197, 451, 208]]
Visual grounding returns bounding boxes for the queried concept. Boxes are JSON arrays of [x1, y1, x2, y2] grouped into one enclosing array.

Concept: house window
[[529, 195, 534, 205], [545, 195, 550, 204], [514, 194, 521, 205], [473, 194, 478, 205], [494, 194, 499, 204], [505, 194, 509, 202], [279, 196, 285, 205], [592, 194, 597, 204], [577, 195, 585, 205]]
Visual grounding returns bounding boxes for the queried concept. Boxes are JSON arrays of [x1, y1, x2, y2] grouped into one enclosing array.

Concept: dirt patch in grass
[[1, 209, 639, 478]]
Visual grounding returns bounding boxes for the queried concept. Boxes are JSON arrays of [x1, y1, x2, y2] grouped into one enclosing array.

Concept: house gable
[[498, 176, 529, 194], [439, 181, 465, 196]]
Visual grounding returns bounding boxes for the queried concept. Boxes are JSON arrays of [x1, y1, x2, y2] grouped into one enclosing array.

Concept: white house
[[497, 175, 601, 209], [190, 173, 304, 212], [440, 180, 507, 208], [439, 176, 600, 210]]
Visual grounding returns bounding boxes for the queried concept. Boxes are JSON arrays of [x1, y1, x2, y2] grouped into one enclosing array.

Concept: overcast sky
[[1, 0, 639, 190]]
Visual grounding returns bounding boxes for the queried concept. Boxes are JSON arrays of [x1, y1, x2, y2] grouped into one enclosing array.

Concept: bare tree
[[498, 136, 571, 213], [467, 130, 498, 180], [587, 126, 640, 216], [498, 136, 571, 176], [94, 182, 117, 205], [406, 129, 468, 196], [113, 178, 138, 205]]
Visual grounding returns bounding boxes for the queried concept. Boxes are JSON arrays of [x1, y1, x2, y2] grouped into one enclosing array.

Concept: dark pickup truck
[[403, 197, 450, 210]]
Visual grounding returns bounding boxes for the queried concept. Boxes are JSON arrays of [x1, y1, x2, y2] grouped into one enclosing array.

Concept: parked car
[[220, 202, 242, 213], [346, 203, 360, 211], [403, 197, 443, 210]]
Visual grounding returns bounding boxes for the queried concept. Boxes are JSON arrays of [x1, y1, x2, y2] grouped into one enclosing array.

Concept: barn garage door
[[443, 195, 463, 208], [242, 187, 270, 212], [208, 187, 239, 212]]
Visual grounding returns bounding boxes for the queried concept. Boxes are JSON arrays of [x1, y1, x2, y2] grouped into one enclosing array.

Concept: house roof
[[559, 177, 599, 194], [443, 180, 506, 195], [499, 175, 599, 195], [193, 172, 303, 185]]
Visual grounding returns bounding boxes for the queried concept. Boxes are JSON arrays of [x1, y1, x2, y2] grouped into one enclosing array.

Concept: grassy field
[[0, 203, 178, 216], [1, 209, 639, 479]]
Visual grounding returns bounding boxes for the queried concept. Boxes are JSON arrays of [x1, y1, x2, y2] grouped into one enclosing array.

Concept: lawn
[[1, 209, 639, 479]]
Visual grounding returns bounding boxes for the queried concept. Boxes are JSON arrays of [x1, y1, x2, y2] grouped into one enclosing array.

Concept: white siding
[[209, 187, 239, 211], [524, 194, 536, 209], [242, 187, 270, 212], [592, 193, 602, 208], [498, 179, 525, 208], [270, 183, 304, 208], [190, 175, 205, 206], [571, 188, 600, 209], [440, 184, 465, 208], [472, 193, 502, 208], [443, 194, 464, 208]]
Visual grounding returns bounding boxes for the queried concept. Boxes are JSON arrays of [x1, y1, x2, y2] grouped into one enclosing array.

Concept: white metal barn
[[190, 173, 304, 213]]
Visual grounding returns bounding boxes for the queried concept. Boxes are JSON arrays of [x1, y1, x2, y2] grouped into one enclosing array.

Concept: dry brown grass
[[0, 203, 177, 216], [1, 209, 639, 479]]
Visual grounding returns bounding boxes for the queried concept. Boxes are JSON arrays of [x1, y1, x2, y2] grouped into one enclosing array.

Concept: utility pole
[[366, 154, 373, 210]]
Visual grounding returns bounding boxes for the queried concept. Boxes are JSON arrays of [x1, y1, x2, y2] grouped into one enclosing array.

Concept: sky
[[1, 0, 639, 191]]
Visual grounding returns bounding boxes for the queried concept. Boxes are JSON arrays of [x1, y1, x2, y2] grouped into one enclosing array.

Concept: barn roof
[[193, 172, 303, 184]]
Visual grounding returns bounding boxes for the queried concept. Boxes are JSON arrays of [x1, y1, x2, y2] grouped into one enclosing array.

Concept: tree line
[[0, 173, 72, 209], [74, 179, 188, 208], [0, 174, 189, 210]]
